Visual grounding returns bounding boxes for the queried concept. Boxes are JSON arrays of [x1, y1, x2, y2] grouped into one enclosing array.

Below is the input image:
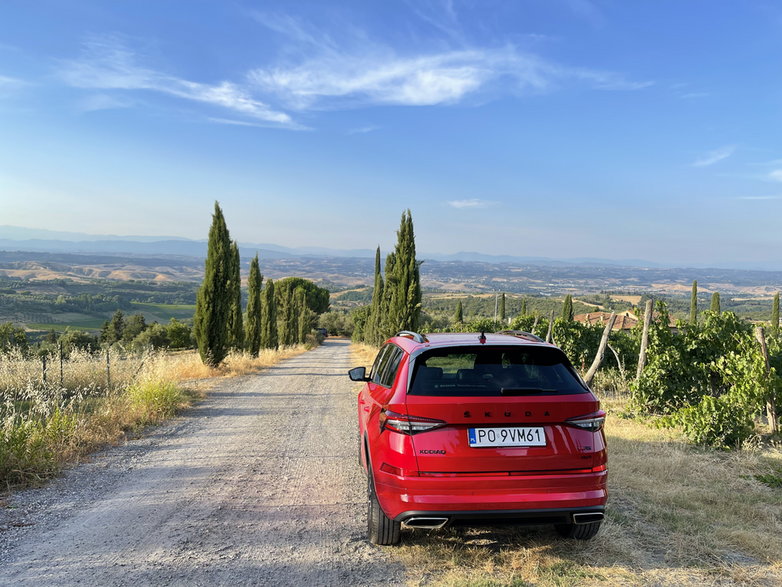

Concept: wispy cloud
[[769, 170, 782, 182], [60, 35, 296, 127], [78, 93, 134, 112], [0, 74, 28, 96], [448, 199, 495, 209], [248, 15, 651, 111], [347, 125, 380, 134], [692, 145, 735, 167]]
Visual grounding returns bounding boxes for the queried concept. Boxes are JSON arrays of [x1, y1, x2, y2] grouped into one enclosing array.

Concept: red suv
[[349, 331, 607, 545]]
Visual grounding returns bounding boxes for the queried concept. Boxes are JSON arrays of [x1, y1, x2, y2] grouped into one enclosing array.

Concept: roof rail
[[396, 330, 427, 344], [496, 330, 545, 343]]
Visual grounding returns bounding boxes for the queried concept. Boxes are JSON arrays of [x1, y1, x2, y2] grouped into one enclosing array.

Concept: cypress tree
[[246, 253, 263, 357], [520, 298, 527, 317], [690, 280, 698, 324], [499, 293, 506, 322], [261, 279, 278, 350], [710, 292, 721, 314], [561, 294, 574, 321], [773, 292, 780, 337], [194, 202, 232, 367], [227, 241, 244, 351], [454, 300, 463, 325], [295, 287, 309, 343], [367, 246, 384, 345], [382, 210, 421, 337]]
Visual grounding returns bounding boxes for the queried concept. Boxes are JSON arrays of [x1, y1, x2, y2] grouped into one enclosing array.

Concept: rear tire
[[555, 521, 602, 540], [367, 474, 401, 545]]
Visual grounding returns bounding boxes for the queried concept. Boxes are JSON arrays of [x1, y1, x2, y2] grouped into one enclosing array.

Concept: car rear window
[[408, 345, 588, 396]]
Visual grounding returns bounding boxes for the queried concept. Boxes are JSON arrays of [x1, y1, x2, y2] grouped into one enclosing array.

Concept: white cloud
[[692, 145, 735, 167], [60, 36, 295, 126], [248, 17, 651, 111], [347, 125, 380, 134], [448, 199, 494, 209], [769, 170, 782, 182]]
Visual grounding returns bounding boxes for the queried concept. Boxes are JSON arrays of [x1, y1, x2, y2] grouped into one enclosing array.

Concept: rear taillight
[[567, 410, 606, 432], [379, 410, 446, 435]]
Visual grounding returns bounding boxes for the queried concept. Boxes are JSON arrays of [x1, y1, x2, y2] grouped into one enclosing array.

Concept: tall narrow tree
[[454, 300, 463, 325], [710, 292, 721, 314], [382, 210, 421, 337], [689, 280, 698, 325], [367, 246, 384, 345], [227, 241, 244, 351], [561, 294, 574, 321], [773, 292, 780, 337], [261, 279, 278, 350], [296, 287, 310, 343], [246, 254, 263, 356], [499, 293, 506, 322], [194, 202, 232, 367], [520, 298, 527, 317]]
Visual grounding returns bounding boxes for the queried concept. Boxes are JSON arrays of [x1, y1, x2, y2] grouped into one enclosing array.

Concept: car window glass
[[379, 346, 404, 387], [371, 344, 393, 385], [408, 346, 588, 397]]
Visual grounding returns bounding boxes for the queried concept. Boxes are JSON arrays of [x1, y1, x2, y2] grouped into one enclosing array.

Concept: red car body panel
[[357, 333, 608, 527]]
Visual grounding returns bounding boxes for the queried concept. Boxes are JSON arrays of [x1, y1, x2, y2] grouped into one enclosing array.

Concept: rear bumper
[[375, 468, 608, 522], [397, 506, 605, 527]]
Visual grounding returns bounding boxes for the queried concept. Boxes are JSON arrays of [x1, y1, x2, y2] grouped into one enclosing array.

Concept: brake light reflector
[[567, 410, 606, 432], [379, 410, 446, 435]]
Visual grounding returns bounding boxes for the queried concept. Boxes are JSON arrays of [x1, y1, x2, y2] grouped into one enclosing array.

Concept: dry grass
[[390, 397, 782, 586], [351, 343, 379, 371], [1, 345, 309, 490]]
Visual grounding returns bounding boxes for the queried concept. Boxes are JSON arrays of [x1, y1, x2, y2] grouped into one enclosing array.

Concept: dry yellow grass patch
[[351, 343, 379, 371], [393, 397, 782, 586]]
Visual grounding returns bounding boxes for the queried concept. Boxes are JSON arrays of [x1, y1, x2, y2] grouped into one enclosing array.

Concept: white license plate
[[468, 427, 546, 447]]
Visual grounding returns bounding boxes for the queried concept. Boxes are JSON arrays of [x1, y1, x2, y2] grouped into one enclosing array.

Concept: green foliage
[[260, 279, 278, 350], [351, 306, 371, 343], [632, 302, 770, 448], [132, 323, 169, 349], [454, 300, 463, 325], [561, 294, 574, 321], [100, 310, 125, 345], [690, 280, 698, 324], [227, 241, 244, 351], [194, 202, 233, 367], [365, 247, 385, 346], [246, 254, 263, 356], [381, 210, 421, 338], [710, 292, 721, 314], [551, 318, 602, 370], [122, 313, 147, 344], [499, 293, 506, 322], [773, 292, 780, 337], [318, 311, 353, 337], [0, 322, 28, 353], [59, 329, 98, 353], [165, 318, 193, 349], [128, 379, 184, 424], [274, 277, 330, 314]]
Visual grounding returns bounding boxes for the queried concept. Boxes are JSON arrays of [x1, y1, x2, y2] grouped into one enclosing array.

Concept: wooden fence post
[[584, 312, 617, 386], [545, 309, 554, 344], [755, 326, 778, 434], [59, 341, 64, 387], [42, 354, 47, 385], [106, 347, 111, 390], [636, 299, 653, 381]]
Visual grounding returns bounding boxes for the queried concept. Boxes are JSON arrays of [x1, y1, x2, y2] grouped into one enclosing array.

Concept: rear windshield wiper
[[500, 388, 559, 396]]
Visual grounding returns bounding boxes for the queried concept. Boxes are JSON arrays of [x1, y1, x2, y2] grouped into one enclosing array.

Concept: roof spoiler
[[396, 330, 427, 343], [496, 330, 545, 343]]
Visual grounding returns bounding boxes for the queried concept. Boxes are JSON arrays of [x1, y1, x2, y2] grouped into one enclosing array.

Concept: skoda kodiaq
[[348, 331, 607, 545]]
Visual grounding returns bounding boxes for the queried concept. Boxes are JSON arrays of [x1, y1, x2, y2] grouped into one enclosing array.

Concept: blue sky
[[2, 1, 782, 268]]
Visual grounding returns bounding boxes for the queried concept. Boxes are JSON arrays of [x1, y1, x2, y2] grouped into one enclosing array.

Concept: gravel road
[[0, 339, 406, 586]]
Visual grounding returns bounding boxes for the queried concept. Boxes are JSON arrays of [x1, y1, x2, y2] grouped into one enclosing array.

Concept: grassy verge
[[0, 345, 308, 491]]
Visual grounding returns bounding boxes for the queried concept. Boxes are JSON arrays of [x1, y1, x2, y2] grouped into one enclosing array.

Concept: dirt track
[[0, 339, 406, 586]]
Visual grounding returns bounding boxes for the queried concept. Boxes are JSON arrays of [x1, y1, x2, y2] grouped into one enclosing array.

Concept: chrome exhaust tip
[[404, 517, 449, 529], [572, 512, 604, 524]]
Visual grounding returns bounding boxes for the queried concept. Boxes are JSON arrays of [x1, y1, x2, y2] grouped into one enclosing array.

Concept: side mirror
[[348, 366, 370, 382]]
